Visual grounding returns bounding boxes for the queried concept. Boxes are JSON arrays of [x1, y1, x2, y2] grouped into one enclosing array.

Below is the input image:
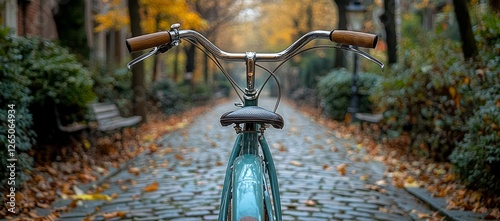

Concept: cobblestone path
[[57, 98, 433, 221]]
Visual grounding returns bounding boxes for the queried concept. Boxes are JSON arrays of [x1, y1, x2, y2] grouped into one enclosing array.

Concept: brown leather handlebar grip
[[330, 30, 378, 48], [126, 31, 172, 53]]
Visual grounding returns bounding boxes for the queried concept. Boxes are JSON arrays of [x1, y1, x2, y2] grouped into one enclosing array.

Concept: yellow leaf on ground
[[142, 134, 154, 142], [404, 181, 420, 188], [290, 160, 302, 167], [142, 181, 159, 192], [71, 193, 111, 201]]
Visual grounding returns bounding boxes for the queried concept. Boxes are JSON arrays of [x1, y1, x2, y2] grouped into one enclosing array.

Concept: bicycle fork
[[218, 129, 282, 221]]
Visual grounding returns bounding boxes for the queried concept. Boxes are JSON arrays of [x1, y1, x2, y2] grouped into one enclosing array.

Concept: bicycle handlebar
[[125, 24, 384, 70], [126, 29, 378, 57]]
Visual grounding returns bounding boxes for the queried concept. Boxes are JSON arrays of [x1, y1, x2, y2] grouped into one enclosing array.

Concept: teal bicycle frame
[[218, 51, 282, 221], [125, 23, 383, 221], [218, 103, 282, 221]]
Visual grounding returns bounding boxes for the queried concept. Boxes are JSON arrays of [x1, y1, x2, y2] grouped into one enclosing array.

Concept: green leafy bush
[[448, 8, 500, 189], [91, 65, 133, 115], [450, 85, 500, 193], [24, 37, 95, 141], [371, 9, 499, 161], [317, 68, 382, 121], [151, 78, 187, 115], [298, 52, 334, 88], [151, 78, 213, 115], [0, 27, 95, 187], [371, 43, 472, 159], [0, 28, 35, 188]]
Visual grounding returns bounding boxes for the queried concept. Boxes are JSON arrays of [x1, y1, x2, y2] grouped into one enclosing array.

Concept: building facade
[[1, 0, 126, 65]]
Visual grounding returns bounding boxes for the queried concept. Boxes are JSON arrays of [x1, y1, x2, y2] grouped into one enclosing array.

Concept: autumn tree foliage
[[94, 0, 205, 33], [257, 0, 337, 50]]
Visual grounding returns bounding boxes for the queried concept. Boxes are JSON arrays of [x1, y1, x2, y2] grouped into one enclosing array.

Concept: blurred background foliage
[[318, 69, 381, 121]]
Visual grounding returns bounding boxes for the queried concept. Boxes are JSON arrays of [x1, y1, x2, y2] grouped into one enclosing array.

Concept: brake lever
[[337, 44, 385, 69], [126, 43, 176, 69], [127, 47, 159, 69]]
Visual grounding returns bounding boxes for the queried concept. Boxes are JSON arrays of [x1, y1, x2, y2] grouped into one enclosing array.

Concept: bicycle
[[125, 23, 384, 221]]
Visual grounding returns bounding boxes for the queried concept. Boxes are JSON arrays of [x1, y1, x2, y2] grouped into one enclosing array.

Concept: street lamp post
[[346, 0, 366, 123]]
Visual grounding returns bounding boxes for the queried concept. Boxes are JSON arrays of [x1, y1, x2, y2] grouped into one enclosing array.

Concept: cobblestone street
[[57, 98, 434, 220]]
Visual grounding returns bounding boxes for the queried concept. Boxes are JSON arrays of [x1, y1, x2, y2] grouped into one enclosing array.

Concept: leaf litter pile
[[293, 102, 500, 220], [1, 102, 214, 220]]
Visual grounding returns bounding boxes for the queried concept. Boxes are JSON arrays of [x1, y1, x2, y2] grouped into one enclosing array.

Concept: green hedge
[[91, 65, 133, 115], [150, 78, 213, 115], [371, 9, 499, 161], [0, 28, 36, 188], [448, 9, 500, 192], [151, 78, 187, 115], [372, 7, 499, 192], [0, 27, 95, 188], [450, 85, 500, 193], [317, 68, 382, 121]]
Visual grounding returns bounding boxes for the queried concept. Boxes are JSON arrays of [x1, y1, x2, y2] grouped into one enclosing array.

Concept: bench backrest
[[90, 103, 121, 124]]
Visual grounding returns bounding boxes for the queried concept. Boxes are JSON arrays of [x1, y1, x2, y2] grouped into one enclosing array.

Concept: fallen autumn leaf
[[142, 181, 159, 192]]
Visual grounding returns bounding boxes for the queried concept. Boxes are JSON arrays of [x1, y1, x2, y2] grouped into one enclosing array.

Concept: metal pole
[[348, 46, 359, 122]]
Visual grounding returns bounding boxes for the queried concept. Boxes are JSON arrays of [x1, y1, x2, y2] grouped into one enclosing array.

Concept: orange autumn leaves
[[94, 0, 206, 33], [142, 181, 159, 192]]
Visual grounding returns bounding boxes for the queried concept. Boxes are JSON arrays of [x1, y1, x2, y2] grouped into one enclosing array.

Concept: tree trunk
[[54, 0, 89, 58], [453, 0, 478, 60], [184, 44, 196, 85], [490, 0, 500, 11], [333, 0, 349, 68], [381, 0, 397, 64], [152, 15, 161, 81], [128, 0, 147, 122], [203, 54, 209, 84], [153, 56, 160, 81]]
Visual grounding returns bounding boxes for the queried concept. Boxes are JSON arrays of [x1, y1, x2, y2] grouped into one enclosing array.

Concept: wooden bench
[[90, 103, 142, 131], [89, 103, 142, 145]]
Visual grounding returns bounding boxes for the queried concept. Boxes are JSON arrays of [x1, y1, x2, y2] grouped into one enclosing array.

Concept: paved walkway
[[55, 98, 434, 220]]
